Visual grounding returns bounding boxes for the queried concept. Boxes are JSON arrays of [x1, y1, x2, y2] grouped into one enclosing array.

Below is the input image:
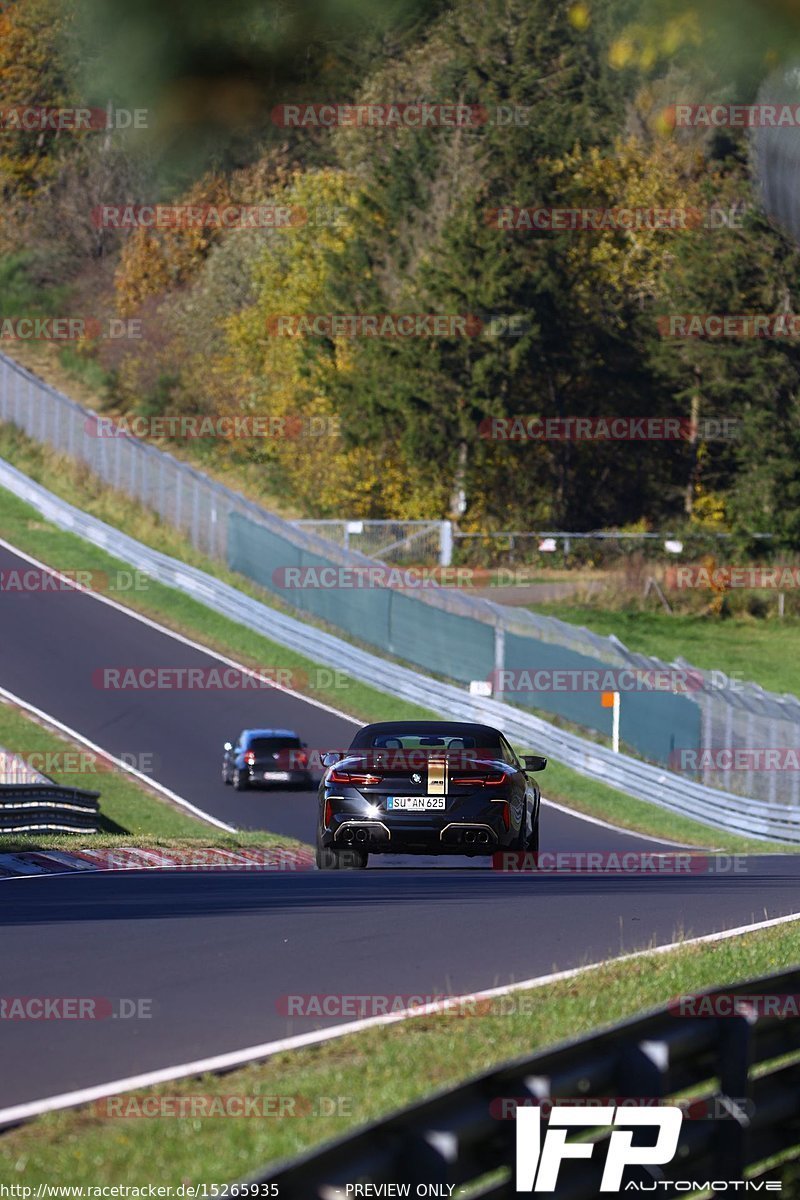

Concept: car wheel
[[315, 844, 368, 870], [222, 766, 232, 786], [526, 807, 540, 854], [233, 768, 248, 791], [517, 805, 528, 850]]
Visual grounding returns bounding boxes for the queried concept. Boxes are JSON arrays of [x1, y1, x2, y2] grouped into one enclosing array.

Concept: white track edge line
[[0, 684, 236, 833], [2, 906, 799, 1128], [540, 796, 702, 848], [0, 535, 362, 728], [0, 539, 688, 849]]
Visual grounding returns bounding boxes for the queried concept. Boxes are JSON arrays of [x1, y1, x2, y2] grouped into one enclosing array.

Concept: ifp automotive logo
[[515, 1105, 683, 1191]]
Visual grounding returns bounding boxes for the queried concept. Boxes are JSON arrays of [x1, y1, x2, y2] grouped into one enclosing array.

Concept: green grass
[[539, 759, 779, 852], [0, 695, 303, 852], [0, 254, 69, 319], [531, 604, 800, 699], [0, 449, 796, 855], [0, 432, 435, 729], [2, 916, 797, 1186]]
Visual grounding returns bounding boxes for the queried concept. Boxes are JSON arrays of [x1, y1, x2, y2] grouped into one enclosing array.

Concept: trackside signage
[[515, 1105, 683, 1191]]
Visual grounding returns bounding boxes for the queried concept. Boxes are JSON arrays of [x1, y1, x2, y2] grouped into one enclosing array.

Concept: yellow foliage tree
[[0, 0, 79, 199], [221, 166, 426, 516]]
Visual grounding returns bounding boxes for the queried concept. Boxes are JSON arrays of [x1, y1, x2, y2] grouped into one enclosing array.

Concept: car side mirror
[[322, 751, 342, 767], [523, 755, 547, 772], [224, 742, 233, 752]]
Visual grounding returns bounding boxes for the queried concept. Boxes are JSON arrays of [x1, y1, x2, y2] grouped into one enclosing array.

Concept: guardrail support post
[[494, 621, 505, 697], [440, 520, 453, 567], [714, 1014, 754, 1182]]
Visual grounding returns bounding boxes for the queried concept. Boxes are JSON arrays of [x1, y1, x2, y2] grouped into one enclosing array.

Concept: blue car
[[222, 728, 312, 791]]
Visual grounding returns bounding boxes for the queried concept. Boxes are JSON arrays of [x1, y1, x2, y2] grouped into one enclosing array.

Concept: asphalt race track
[[2, 541, 800, 1113], [0, 541, 695, 850]]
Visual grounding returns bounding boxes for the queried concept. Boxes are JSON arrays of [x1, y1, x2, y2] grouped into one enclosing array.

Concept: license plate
[[263, 771, 290, 781], [386, 797, 446, 811]]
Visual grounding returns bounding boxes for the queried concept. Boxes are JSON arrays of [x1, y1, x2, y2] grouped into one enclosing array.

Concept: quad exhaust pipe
[[464, 829, 490, 845], [340, 825, 370, 845]]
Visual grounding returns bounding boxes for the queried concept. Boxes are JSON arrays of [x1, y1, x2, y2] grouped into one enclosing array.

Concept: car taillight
[[329, 769, 382, 785], [324, 799, 332, 827], [451, 773, 506, 786], [244, 751, 255, 766]]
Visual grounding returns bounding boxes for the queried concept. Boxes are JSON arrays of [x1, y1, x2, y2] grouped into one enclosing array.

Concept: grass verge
[[0, 696, 302, 852], [530, 603, 800, 699], [0, 455, 794, 855], [1, 917, 797, 1185]]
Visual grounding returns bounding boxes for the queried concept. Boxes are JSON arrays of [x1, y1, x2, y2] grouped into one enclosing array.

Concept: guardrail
[[0, 457, 796, 842], [292, 518, 452, 564], [5, 350, 800, 812], [4, 350, 800, 809], [0, 783, 100, 833], [243, 966, 800, 1197]]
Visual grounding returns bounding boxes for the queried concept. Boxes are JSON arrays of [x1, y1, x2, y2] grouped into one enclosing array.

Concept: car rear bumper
[[322, 816, 505, 853], [246, 769, 312, 787]]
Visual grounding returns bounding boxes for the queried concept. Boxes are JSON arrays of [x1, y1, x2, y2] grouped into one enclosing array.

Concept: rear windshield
[[248, 737, 301, 753], [368, 734, 479, 750]]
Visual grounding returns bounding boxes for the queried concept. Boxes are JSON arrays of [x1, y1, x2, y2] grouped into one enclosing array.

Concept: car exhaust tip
[[355, 828, 369, 844], [464, 830, 476, 844]]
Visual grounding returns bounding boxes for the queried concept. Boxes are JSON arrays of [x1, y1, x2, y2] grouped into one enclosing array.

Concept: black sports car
[[315, 720, 545, 869]]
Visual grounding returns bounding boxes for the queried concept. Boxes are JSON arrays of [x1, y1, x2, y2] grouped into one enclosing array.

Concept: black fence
[[245, 967, 800, 1197], [0, 783, 100, 833]]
